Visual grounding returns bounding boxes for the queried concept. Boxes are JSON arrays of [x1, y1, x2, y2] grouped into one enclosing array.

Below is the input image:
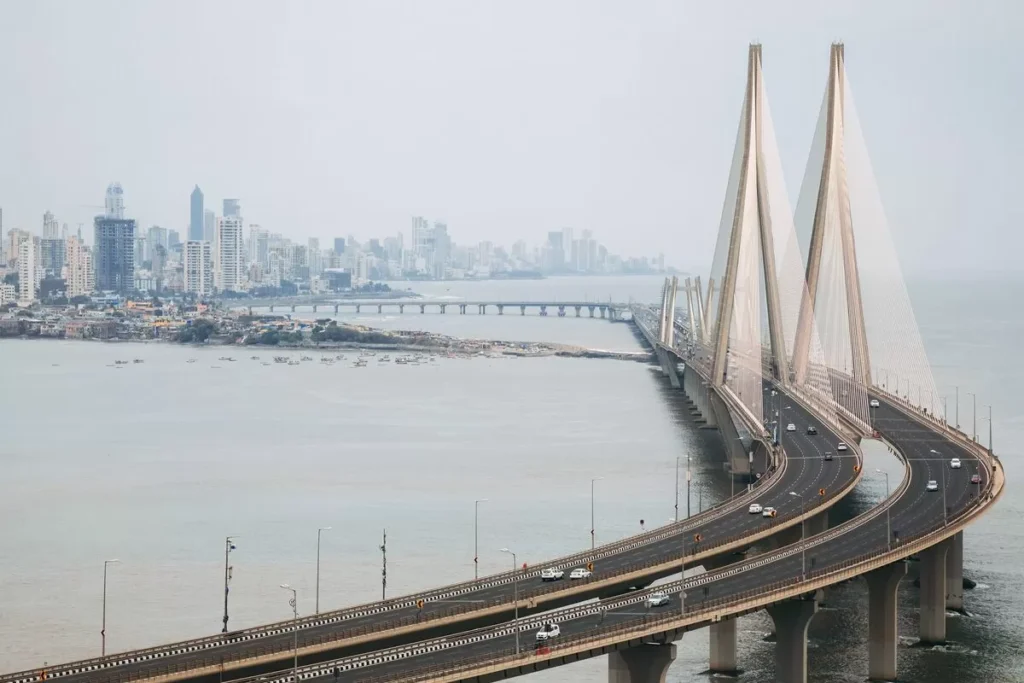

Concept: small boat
[[133, 359, 144, 364], [219, 357, 235, 362], [186, 358, 197, 364], [300, 356, 313, 362], [288, 361, 300, 366], [114, 360, 128, 365], [251, 355, 261, 360], [274, 356, 289, 364], [262, 362, 271, 366]]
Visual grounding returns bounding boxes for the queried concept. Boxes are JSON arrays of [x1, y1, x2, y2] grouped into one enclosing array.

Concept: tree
[[177, 318, 217, 343]]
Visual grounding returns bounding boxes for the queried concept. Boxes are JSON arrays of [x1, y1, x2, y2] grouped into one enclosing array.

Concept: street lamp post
[[941, 396, 948, 429], [930, 449, 948, 525], [984, 405, 993, 452], [279, 584, 298, 682], [474, 499, 488, 580], [315, 527, 331, 613], [968, 392, 977, 441], [674, 457, 680, 524], [500, 548, 520, 655], [875, 469, 891, 549], [590, 477, 604, 550], [101, 559, 120, 656], [686, 455, 692, 519], [789, 492, 806, 578], [222, 536, 238, 633]]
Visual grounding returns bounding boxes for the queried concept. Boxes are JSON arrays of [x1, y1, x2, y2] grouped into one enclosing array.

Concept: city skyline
[[2, 2, 1020, 276]]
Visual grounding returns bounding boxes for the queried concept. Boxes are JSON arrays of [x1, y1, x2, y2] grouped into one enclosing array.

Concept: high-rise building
[[189, 186, 204, 241], [249, 225, 269, 268], [5, 228, 30, 268], [0, 207, 4, 266], [43, 211, 59, 238], [65, 235, 94, 297], [333, 237, 346, 255], [146, 226, 168, 261], [105, 183, 125, 219], [215, 216, 244, 292], [308, 238, 322, 278], [40, 238, 65, 277], [93, 216, 136, 293], [168, 229, 181, 248], [223, 199, 240, 218], [432, 223, 450, 279], [184, 240, 213, 296], [18, 237, 39, 304], [203, 210, 215, 243]]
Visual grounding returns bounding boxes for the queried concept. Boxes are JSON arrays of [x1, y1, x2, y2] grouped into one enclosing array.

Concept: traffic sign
[[693, 533, 702, 543], [587, 562, 594, 572], [819, 488, 826, 496], [416, 599, 424, 609]]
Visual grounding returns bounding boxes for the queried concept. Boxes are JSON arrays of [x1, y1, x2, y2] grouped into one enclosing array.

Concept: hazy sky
[[1, 0, 1020, 273]]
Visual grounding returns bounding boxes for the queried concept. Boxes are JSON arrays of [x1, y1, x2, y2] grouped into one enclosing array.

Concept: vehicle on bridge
[[540, 567, 564, 581], [926, 480, 939, 491], [748, 503, 763, 514], [786, 423, 796, 432], [761, 506, 776, 518], [870, 398, 880, 407], [837, 442, 849, 452], [951, 458, 962, 469], [806, 425, 817, 435], [824, 451, 834, 461], [535, 623, 561, 641], [569, 567, 592, 580], [646, 591, 671, 607]]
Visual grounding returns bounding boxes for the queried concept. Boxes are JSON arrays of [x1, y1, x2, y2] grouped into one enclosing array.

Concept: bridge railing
[[359, 439, 1002, 683], [1, 454, 786, 683]]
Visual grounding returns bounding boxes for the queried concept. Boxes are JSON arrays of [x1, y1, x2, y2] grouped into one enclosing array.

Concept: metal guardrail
[[3, 441, 786, 683], [355, 427, 1004, 683]]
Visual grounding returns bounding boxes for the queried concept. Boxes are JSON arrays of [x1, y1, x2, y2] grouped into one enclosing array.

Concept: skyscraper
[[249, 225, 269, 268], [189, 186, 204, 241], [105, 183, 125, 219], [146, 226, 168, 261], [203, 210, 215, 243], [223, 198, 240, 218], [18, 237, 40, 304], [40, 211, 65, 276], [94, 216, 136, 293], [215, 216, 244, 292], [184, 240, 213, 296], [42, 211, 59, 238], [65, 235, 94, 297]]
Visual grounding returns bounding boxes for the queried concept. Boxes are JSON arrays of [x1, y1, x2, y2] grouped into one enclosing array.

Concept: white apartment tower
[[18, 237, 40, 304], [215, 216, 244, 292], [65, 235, 95, 297], [185, 240, 214, 296]]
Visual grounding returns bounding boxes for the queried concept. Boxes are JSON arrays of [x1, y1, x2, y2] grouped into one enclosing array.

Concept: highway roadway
[[229, 394, 987, 682], [4, 382, 858, 683]]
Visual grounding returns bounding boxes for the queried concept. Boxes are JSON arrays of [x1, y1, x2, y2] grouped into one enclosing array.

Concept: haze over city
[[1, 0, 1021, 275]]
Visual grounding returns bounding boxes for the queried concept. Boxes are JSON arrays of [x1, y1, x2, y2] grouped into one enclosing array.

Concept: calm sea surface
[[1, 274, 1020, 682]]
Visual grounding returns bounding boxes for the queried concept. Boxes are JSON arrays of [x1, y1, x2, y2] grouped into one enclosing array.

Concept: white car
[[837, 442, 849, 452], [536, 622, 561, 641], [950, 458, 962, 469], [748, 503, 763, 514], [786, 423, 796, 432], [646, 591, 670, 607], [569, 567, 592, 580], [762, 506, 776, 518], [869, 399, 880, 408], [540, 568, 564, 582], [926, 480, 939, 492]]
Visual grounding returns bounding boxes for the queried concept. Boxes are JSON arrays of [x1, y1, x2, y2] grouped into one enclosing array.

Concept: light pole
[[315, 527, 331, 613], [674, 457, 680, 524], [222, 536, 238, 633], [500, 548, 520, 655], [941, 396, 948, 429], [686, 455, 692, 518], [930, 449, 948, 525], [968, 392, 977, 441], [875, 469, 891, 549], [101, 559, 120, 656], [474, 499, 488, 580], [280, 584, 298, 682], [983, 405, 993, 452], [590, 477, 604, 550], [788, 492, 806, 578]]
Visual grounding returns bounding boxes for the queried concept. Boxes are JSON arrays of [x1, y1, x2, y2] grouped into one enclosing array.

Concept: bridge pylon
[[705, 44, 795, 426]]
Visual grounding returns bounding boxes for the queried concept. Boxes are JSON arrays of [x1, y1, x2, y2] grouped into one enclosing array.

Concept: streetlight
[[474, 499, 488, 580], [222, 536, 238, 633], [954, 385, 960, 429], [788, 492, 806, 578], [929, 449, 948, 525], [280, 584, 299, 682], [101, 559, 120, 656], [315, 527, 331, 613], [674, 457, 680, 523], [982, 405, 993, 452], [941, 396, 948, 429], [968, 392, 977, 441], [686, 455, 692, 519], [590, 477, 604, 550], [875, 469, 891, 550], [500, 548, 520, 655]]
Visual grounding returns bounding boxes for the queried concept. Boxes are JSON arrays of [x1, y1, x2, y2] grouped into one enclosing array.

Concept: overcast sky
[[0, 0, 1020, 274]]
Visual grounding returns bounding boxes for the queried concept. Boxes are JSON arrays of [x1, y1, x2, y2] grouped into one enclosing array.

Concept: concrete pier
[[918, 540, 949, 644], [945, 531, 963, 611], [709, 618, 739, 675], [766, 597, 818, 683], [866, 561, 907, 681], [608, 643, 677, 683]]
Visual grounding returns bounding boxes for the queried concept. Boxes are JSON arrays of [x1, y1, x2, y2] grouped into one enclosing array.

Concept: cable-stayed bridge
[[1, 44, 1003, 683]]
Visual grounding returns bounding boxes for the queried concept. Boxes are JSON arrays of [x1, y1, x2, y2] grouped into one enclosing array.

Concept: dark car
[[824, 451, 833, 461], [806, 426, 818, 435]]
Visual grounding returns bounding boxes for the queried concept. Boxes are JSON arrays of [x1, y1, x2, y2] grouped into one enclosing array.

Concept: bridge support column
[[866, 561, 906, 681], [608, 643, 677, 683], [682, 367, 717, 428], [709, 390, 749, 476], [655, 348, 680, 389], [291, 304, 296, 312], [600, 306, 607, 318], [420, 305, 426, 314], [269, 305, 274, 312], [355, 304, 361, 313], [479, 304, 485, 314], [805, 510, 828, 537], [333, 304, 339, 314], [497, 305, 503, 315], [945, 531, 963, 611], [377, 304, 382, 313], [709, 618, 739, 675], [575, 305, 581, 317], [540, 305, 547, 316], [520, 305, 526, 316], [399, 304, 404, 313], [313, 304, 317, 312], [766, 597, 818, 683], [558, 305, 566, 317], [918, 539, 949, 644], [247, 306, 253, 315], [589, 305, 595, 317], [440, 304, 446, 314]]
